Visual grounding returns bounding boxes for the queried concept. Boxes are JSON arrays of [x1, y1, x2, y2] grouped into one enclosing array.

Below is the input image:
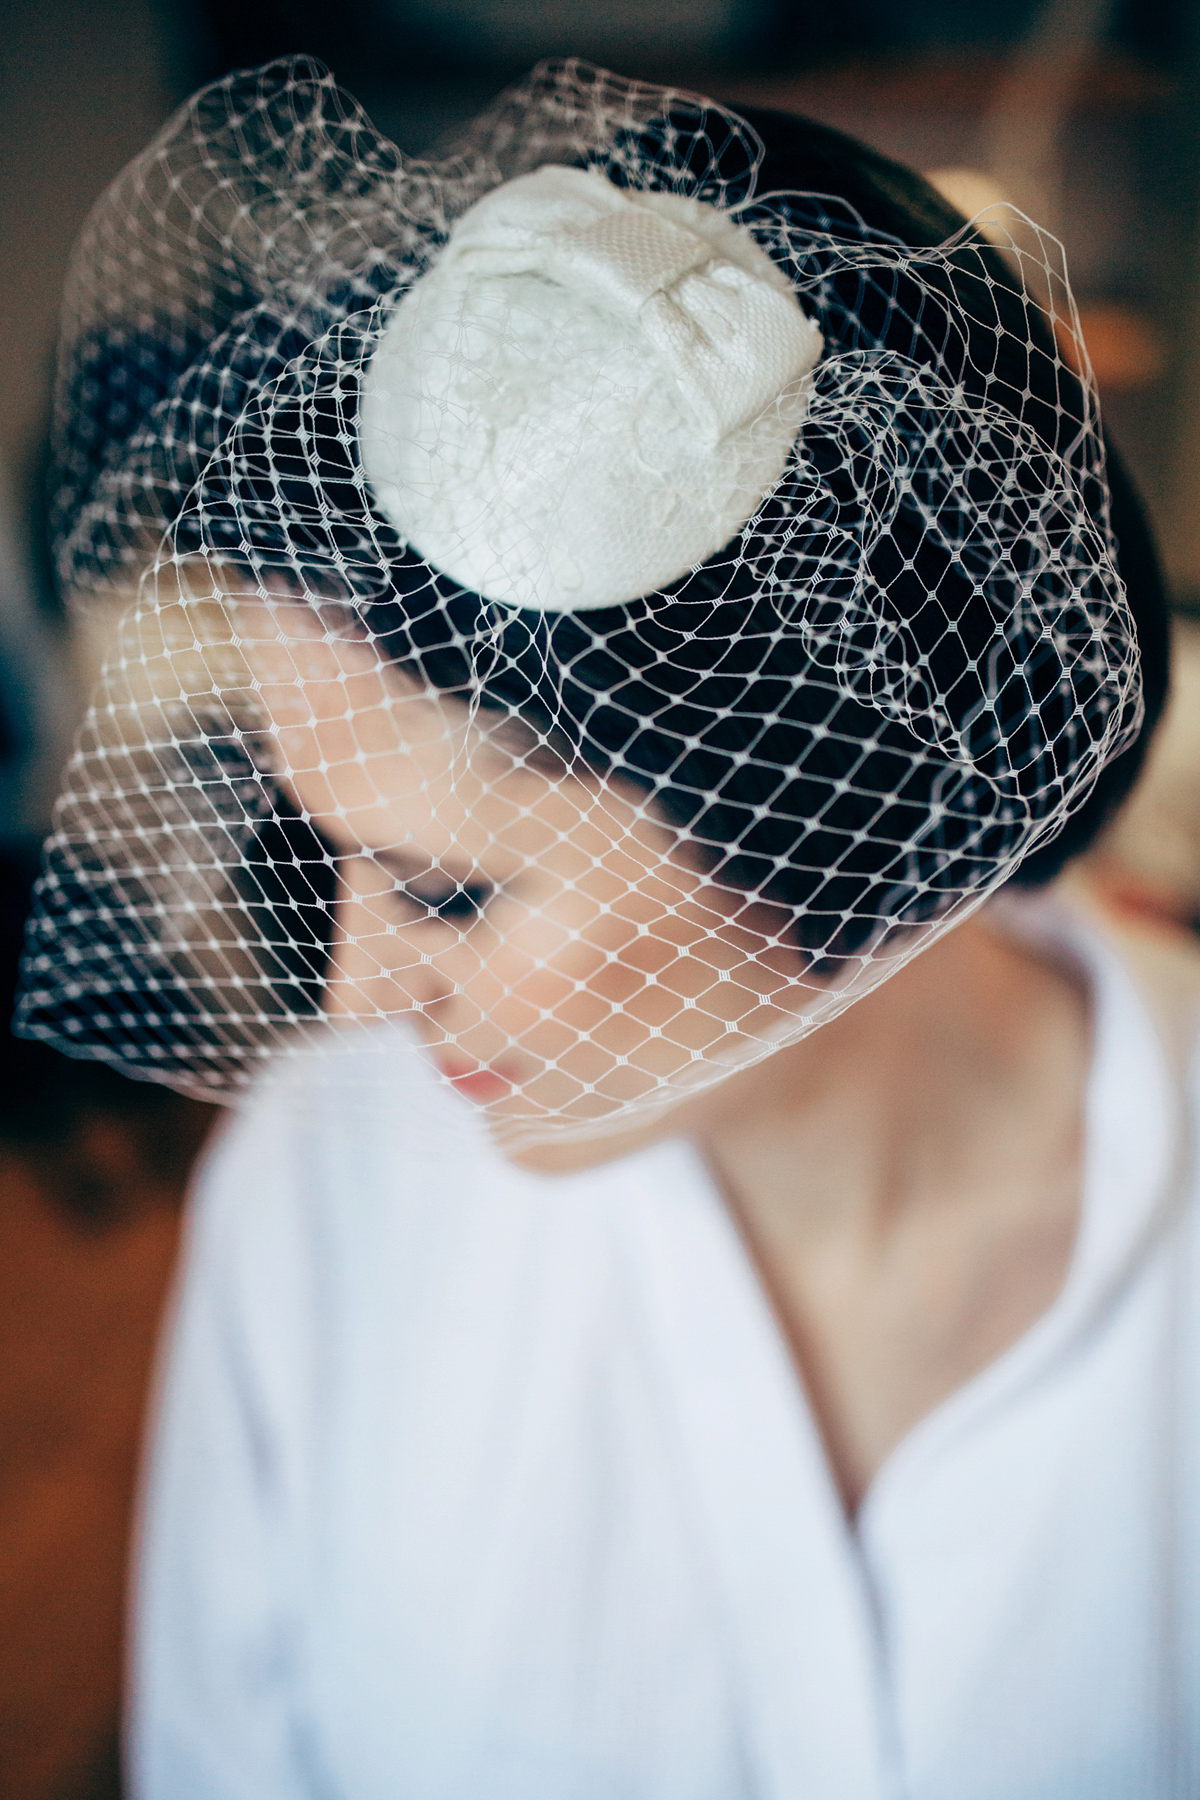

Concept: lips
[[431, 1054, 518, 1104]]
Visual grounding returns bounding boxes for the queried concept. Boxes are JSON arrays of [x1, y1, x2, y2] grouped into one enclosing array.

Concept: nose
[[409, 961, 478, 1040]]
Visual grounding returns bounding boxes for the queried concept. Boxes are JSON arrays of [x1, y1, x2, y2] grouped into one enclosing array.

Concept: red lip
[[432, 1056, 516, 1103]]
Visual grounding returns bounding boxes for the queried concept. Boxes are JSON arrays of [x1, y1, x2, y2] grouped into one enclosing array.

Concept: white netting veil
[[16, 55, 1142, 1140]]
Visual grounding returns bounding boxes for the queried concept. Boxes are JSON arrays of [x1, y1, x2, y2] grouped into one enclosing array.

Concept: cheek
[[323, 868, 806, 1079], [506, 909, 810, 1087], [448, 895, 770, 1053], [322, 889, 448, 1017]]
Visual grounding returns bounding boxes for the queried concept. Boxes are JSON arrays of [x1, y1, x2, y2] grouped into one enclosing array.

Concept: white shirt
[[132, 906, 1200, 1799]]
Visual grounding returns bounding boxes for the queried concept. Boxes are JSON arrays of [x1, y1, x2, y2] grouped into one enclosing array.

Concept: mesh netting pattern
[[16, 55, 1140, 1138]]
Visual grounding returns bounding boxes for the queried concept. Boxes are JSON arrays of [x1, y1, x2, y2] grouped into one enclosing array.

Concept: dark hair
[[738, 107, 1169, 888], [246, 104, 1166, 962], [35, 94, 1170, 1068]]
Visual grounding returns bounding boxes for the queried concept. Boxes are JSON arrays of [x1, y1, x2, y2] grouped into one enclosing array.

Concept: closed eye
[[393, 876, 494, 926]]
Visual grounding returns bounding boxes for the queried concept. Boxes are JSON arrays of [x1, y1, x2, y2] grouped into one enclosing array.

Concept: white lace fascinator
[[16, 57, 1142, 1138]]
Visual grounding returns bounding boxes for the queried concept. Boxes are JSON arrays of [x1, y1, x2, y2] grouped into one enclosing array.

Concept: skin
[[684, 921, 1087, 1512], [236, 595, 1090, 1516], [238, 596, 810, 1124]]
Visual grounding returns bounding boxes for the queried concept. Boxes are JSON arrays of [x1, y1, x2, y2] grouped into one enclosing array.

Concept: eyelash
[[393, 880, 493, 925]]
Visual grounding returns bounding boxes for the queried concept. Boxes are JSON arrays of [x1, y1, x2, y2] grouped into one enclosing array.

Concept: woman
[[16, 55, 1195, 1798]]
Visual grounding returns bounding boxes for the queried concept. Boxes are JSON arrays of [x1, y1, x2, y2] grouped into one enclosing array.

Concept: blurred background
[[3, 1, 1200, 1795]]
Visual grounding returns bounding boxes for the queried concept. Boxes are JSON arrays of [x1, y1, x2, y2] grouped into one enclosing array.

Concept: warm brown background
[[0, 1114, 204, 1800]]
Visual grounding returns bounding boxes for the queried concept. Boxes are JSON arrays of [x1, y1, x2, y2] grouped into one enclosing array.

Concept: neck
[[692, 908, 1090, 1239], [695, 906, 1093, 1510], [516, 903, 1093, 1513]]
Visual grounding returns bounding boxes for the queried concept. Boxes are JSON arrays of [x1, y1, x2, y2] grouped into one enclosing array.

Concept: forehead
[[233, 593, 668, 866]]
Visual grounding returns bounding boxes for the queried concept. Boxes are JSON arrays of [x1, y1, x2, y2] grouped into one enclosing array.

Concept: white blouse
[[132, 905, 1200, 1799]]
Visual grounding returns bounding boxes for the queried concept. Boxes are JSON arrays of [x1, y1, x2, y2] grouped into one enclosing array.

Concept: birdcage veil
[[15, 54, 1141, 1140]]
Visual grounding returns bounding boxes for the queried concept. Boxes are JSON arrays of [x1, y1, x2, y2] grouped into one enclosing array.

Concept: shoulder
[[180, 1023, 688, 1349], [167, 1033, 708, 1481], [1060, 884, 1200, 1086], [180, 1024, 497, 1358], [197, 1020, 480, 1219]]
